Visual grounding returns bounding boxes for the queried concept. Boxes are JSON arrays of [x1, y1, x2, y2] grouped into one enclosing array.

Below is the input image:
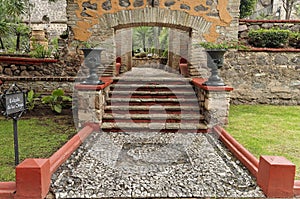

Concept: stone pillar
[[116, 28, 132, 73], [74, 82, 111, 128], [192, 78, 233, 128], [257, 156, 296, 198], [15, 159, 50, 199]]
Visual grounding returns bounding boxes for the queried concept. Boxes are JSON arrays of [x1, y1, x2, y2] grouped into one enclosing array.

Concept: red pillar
[[15, 159, 50, 199], [257, 156, 295, 198]]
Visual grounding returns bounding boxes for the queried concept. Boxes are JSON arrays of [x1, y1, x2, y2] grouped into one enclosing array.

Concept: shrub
[[199, 41, 249, 50], [289, 32, 300, 49], [239, 0, 257, 18], [248, 28, 290, 48], [26, 90, 40, 111], [29, 41, 52, 58], [42, 89, 72, 114]]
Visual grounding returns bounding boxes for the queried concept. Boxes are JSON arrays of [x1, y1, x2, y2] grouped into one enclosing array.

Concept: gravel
[[51, 131, 265, 198]]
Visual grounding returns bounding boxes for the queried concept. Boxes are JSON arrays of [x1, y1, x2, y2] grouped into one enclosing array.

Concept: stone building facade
[[24, 0, 68, 39]]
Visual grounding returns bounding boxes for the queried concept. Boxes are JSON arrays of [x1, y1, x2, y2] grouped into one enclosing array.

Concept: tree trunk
[[0, 37, 4, 50], [16, 33, 21, 52]]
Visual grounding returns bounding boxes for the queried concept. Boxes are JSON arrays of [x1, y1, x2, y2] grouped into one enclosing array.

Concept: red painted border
[[213, 126, 259, 177], [295, 180, 300, 196], [49, 124, 95, 174], [239, 19, 300, 23], [0, 182, 15, 199], [75, 77, 113, 91], [192, 78, 234, 91], [240, 47, 300, 52], [0, 123, 96, 199], [0, 56, 58, 65]]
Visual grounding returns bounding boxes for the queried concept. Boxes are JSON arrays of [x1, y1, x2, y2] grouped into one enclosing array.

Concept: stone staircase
[[101, 68, 207, 133]]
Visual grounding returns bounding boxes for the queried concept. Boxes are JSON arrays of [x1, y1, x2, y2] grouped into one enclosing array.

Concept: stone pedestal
[[192, 78, 233, 128], [74, 79, 112, 128], [257, 156, 296, 198], [15, 159, 50, 199]]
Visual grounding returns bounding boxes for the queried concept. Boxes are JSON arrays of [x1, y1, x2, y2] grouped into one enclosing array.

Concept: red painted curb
[[295, 180, 300, 196], [75, 77, 113, 91], [49, 125, 94, 174], [213, 126, 258, 177], [0, 182, 15, 199], [239, 19, 300, 23], [0, 56, 58, 65], [192, 78, 234, 91]]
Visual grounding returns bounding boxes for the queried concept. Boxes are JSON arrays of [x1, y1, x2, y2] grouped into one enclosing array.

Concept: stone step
[[109, 90, 196, 98], [104, 105, 200, 114], [103, 113, 204, 123], [100, 122, 208, 133], [107, 98, 198, 106], [110, 84, 193, 92], [113, 77, 191, 85]]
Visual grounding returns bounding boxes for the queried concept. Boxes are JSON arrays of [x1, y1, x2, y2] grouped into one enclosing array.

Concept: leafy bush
[[199, 41, 248, 50], [42, 89, 72, 113], [50, 37, 60, 59], [248, 28, 290, 48], [240, 0, 257, 18], [289, 32, 300, 49], [29, 41, 52, 58], [26, 90, 40, 111]]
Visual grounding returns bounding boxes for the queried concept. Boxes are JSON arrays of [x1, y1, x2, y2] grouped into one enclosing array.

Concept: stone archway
[[66, 0, 239, 77]]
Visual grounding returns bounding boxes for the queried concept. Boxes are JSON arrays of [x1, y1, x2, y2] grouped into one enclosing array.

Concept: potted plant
[[79, 41, 105, 85], [199, 41, 246, 86]]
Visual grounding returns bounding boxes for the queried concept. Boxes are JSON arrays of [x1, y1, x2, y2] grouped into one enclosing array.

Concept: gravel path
[[51, 131, 265, 198]]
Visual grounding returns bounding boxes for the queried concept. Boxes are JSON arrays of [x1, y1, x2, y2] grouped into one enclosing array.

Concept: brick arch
[[99, 8, 211, 33]]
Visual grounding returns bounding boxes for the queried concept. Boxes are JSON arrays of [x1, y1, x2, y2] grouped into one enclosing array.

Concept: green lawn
[[226, 105, 300, 179], [0, 116, 76, 181]]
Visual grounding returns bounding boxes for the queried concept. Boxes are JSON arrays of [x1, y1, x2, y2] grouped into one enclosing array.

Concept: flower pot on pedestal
[[81, 48, 105, 85], [203, 49, 226, 86]]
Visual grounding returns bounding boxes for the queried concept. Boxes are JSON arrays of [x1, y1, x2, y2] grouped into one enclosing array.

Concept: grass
[[226, 105, 300, 179], [0, 116, 76, 181]]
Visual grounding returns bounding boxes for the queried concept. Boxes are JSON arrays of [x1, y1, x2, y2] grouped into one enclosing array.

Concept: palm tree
[[0, 0, 29, 51], [133, 26, 153, 52]]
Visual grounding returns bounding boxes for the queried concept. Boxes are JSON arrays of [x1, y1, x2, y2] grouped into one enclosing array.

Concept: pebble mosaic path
[[51, 131, 265, 198]]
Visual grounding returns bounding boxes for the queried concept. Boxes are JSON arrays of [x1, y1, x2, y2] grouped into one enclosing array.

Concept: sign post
[[1, 83, 26, 166]]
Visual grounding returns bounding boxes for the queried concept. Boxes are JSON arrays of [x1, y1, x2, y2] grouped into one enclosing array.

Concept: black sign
[[0, 83, 26, 166], [5, 92, 25, 115]]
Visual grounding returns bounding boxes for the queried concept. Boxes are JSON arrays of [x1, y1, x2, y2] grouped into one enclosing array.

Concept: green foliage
[[51, 37, 60, 59], [75, 41, 100, 48], [42, 89, 72, 113], [289, 32, 300, 49], [199, 41, 248, 50], [248, 28, 290, 48], [26, 90, 40, 111], [239, 0, 257, 18], [29, 41, 51, 58], [133, 26, 169, 57]]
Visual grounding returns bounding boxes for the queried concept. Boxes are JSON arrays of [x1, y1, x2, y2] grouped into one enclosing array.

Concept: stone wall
[[24, 0, 68, 38], [222, 50, 300, 105], [239, 20, 300, 45], [0, 61, 78, 77]]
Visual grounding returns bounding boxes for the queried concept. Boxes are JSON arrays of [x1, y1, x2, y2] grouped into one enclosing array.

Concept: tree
[[239, 0, 257, 18], [0, 0, 30, 51], [282, 0, 299, 19], [133, 26, 153, 52]]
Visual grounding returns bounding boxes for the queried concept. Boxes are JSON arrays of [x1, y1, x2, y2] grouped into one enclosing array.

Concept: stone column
[[192, 78, 233, 128], [74, 81, 111, 128]]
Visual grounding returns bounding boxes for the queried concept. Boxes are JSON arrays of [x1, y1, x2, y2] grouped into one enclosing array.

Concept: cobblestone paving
[[51, 131, 265, 198]]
